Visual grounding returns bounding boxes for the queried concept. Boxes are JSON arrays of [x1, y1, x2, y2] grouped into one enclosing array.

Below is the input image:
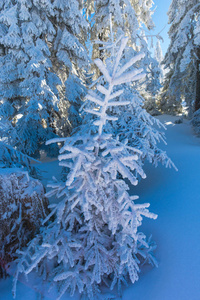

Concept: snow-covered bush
[[13, 37, 158, 300], [0, 168, 49, 278], [191, 109, 200, 136]]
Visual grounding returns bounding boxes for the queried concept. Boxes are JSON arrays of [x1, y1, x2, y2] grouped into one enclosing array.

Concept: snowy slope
[[124, 115, 200, 300], [1, 115, 200, 300]]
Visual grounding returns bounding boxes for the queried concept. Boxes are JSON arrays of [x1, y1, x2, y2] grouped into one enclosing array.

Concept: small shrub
[[0, 168, 49, 277]]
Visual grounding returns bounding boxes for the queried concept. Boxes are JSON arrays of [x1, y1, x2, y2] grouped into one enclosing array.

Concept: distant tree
[[161, 0, 200, 116], [138, 34, 162, 114], [191, 108, 200, 136], [155, 40, 163, 64], [154, 40, 164, 82], [195, 47, 200, 111]]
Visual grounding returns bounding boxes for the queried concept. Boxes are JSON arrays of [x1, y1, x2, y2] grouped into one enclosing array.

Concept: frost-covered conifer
[[155, 40, 163, 64], [47, 0, 89, 131], [85, 0, 154, 45], [137, 33, 162, 114], [13, 37, 158, 300], [84, 1, 162, 109], [161, 0, 200, 116], [0, 0, 61, 156], [0, 0, 89, 156]]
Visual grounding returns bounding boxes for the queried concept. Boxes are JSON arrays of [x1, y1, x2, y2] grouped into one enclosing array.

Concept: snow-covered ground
[[1, 115, 200, 300], [124, 114, 200, 300]]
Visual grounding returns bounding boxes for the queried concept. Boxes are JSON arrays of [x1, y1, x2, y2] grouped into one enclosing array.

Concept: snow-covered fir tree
[[137, 33, 162, 115], [161, 0, 200, 116], [0, 0, 89, 156], [47, 0, 89, 132], [0, 0, 60, 156], [84, 0, 155, 44], [13, 37, 158, 300], [141, 39, 164, 116]]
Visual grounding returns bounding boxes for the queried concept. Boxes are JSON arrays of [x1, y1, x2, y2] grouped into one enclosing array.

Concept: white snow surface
[[1, 114, 200, 300]]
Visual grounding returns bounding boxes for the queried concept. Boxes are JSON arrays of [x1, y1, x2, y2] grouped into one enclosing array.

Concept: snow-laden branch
[[86, 38, 148, 136]]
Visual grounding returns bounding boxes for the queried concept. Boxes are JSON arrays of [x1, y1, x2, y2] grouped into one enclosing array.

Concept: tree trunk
[[195, 47, 200, 111]]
